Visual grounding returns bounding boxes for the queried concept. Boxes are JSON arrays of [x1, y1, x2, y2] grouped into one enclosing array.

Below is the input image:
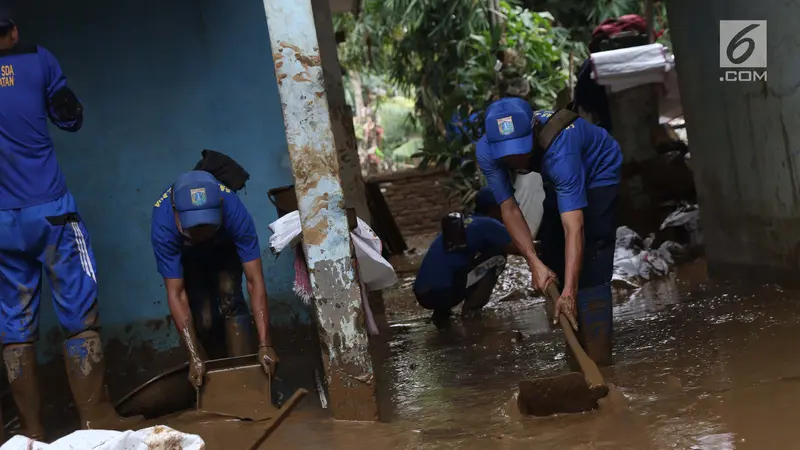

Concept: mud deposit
[[266, 258, 800, 449], [15, 257, 800, 449]]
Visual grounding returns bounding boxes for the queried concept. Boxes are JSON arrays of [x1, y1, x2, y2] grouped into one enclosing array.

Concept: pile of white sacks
[[613, 203, 702, 287], [0, 426, 205, 450]]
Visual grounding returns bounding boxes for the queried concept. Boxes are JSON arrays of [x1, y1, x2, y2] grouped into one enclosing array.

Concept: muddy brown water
[[14, 257, 800, 449], [266, 258, 800, 449]]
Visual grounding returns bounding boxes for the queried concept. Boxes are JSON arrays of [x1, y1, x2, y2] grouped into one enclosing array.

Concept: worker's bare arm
[[242, 258, 271, 347]]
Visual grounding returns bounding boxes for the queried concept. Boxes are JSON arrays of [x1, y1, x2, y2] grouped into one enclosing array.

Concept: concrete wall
[[666, 0, 800, 277], [5, 0, 311, 369]]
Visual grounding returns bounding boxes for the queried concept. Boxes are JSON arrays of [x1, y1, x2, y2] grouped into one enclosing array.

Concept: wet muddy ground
[[266, 256, 800, 449], [11, 251, 800, 449]]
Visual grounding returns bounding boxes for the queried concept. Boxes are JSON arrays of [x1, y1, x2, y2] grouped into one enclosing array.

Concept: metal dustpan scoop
[[197, 354, 280, 421]]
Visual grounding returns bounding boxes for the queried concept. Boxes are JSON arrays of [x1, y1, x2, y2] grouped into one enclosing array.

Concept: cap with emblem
[[483, 97, 534, 160], [172, 171, 224, 229], [0, 4, 14, 29]]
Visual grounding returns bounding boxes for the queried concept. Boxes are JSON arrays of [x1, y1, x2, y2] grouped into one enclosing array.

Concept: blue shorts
[[0, 193, 99, 343]]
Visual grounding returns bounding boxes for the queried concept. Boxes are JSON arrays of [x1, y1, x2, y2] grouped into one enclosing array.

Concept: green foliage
[[334, 0, 586, 206], [335, 0, 670, 207], [391, 137, 424, 162], [404, 2, 583, 205], [376, 97, 420, 157]]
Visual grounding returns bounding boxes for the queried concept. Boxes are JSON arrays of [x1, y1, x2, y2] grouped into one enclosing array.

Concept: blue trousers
[[182, 241, 248, 327], [414, 253, 506, 313], [537, 184, 619, 365], [0, 193, 99, 343]]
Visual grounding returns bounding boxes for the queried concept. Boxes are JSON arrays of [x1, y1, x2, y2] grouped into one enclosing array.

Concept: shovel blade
[[197, 355, 280, 421], [517, 371, 598, 417]]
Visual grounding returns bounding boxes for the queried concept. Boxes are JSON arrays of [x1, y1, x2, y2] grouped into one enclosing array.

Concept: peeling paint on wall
[[263, 0, 378, 420]]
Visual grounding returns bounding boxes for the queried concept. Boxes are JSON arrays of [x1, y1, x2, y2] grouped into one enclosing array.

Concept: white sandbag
[[513, 172, 546, 238], [613, 226, 676, 282], [660, 203, 703, 246], [1, 426, 205, 450], [616, 226, 644, 252], [591, 44, 673, 93]]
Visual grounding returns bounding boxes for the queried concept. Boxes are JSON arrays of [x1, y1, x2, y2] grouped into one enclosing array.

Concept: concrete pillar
[[608, 84, 660, 164], [310, 0, 371, 224], [608, 84, 662, 235], [666, 0, 800, 279], [262, 0, 379, 421]]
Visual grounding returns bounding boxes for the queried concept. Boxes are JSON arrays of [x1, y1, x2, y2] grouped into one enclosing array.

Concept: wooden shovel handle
[[247, 388, 308, 450], [544, 281, 607, 396]]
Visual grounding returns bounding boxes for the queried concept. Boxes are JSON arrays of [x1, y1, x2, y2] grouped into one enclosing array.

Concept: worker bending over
[[413, 187, 518, 322], [151, 171, 277, 388], [476, 97, 622, 366], [0, 7, 141, 438]]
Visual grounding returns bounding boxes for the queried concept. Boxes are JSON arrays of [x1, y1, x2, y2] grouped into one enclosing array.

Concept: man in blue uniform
[[151, 171, 277, 389], [0, 7, 140, 438], [476, 97, 622, 366], [413, 188, 517, 320]]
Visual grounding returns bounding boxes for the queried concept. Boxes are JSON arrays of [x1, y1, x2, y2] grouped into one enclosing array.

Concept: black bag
[[193, 149, 250, 192]]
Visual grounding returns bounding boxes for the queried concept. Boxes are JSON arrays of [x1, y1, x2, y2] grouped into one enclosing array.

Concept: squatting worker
[[151, 171, 278, 388], [476, 96, 622, 366], [413, 187, 520, 320], [0, 6, 141, 438]]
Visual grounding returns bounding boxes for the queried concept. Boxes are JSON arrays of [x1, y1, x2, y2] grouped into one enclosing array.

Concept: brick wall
[[368, 169, 461, 239]]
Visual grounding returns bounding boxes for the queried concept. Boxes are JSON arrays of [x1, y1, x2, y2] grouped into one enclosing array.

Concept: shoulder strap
[[534, 109, 580, 153]]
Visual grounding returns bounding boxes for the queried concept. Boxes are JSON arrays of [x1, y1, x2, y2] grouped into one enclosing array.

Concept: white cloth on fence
[[269, 211, 397, 292], [0, 426, 204, 450]]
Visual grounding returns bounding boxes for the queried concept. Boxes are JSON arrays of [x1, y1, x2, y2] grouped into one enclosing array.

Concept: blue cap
[[484, 97, 534, 160], [0, 5, 14, 28], [475, 187, 495, 212], [172, 171, 223, 229]]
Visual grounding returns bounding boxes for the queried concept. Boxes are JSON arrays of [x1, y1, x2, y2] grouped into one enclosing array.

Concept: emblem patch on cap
[[497, 116, 515, 135], [190, 188, 207, 206]]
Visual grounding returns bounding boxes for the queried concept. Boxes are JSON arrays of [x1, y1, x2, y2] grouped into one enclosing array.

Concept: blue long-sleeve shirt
[[0, 44, 81, 210]]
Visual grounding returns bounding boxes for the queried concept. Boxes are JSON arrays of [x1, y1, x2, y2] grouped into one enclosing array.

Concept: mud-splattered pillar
[[262, 0, 379, 421], [310, 0, 371, 224]]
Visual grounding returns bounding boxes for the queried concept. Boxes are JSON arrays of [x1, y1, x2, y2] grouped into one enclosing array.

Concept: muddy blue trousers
[[537, 184, 618, 366], [414, 252, 507, 313], [0, 192, 99, 343], [181, 241, 249, 328]]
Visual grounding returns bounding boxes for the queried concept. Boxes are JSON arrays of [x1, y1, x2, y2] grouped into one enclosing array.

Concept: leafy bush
[[335, 0, 585, 206], [408, 2, 585, 205], [376, 97, 420, 157]]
